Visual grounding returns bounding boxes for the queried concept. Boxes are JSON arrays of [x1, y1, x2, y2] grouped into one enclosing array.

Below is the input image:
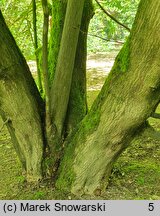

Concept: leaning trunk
[[56, 0, 160, 195], [0, 11, 44, 181]]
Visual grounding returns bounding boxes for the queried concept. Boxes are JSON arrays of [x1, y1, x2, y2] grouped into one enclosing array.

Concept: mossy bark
[[49, 0, 93, 136], [64, 0, 94, 134], [0, 11, 44, 181], [48, 0, 67, 85], [56, 0, 160, 195]]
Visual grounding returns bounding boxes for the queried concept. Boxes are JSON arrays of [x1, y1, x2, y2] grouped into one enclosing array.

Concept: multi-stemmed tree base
[[0, 0, 160, 195]]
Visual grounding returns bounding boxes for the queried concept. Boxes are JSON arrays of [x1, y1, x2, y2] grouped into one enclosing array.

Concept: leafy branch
[[95, 0, 131, 32]]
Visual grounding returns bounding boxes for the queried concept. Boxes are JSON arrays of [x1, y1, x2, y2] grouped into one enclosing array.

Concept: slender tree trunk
[[42, 0, 53, 151], [50, 0, 85, 139], [56, 0, 160, 195], [64, 0, 94, 134], [48, 0, 67, 86], [32, 0, 43, 93], [49, 0, 94, 136], [0, 11, 44, 181]]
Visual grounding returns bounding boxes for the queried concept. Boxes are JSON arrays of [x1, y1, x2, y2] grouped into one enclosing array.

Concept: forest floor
[[0, 51, 160, 200]]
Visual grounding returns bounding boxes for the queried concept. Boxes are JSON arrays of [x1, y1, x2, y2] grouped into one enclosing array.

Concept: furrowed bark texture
[[0, 11, 44, 181], [50, 0, 85, 138], [56, 0, 160, 195], [65, 0, 94, 134]]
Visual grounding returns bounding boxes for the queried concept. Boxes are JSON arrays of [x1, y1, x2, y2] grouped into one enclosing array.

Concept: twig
[[88, 33, 124, 44], [95, 0, 131, 32], [79, 29, 124, 44], [0, 117, 10, 132]]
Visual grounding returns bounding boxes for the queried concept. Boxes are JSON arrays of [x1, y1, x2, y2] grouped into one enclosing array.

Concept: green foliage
[[1, 0, 139, 59], [1, 0, 43, 59], [88, 0, 139, 53]]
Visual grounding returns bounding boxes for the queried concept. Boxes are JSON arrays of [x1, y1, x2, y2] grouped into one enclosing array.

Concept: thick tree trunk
[[56, 0, 160, 195], [0, 11, 44, 181]]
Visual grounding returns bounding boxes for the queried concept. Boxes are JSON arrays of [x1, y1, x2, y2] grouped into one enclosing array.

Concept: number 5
[[148, 203, 154, 211]]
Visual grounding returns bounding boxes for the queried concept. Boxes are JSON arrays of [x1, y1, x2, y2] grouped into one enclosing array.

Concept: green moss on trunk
[[56, 0, 160, 195], [64, 0, 94, 134], [48, 0, 67, 85]]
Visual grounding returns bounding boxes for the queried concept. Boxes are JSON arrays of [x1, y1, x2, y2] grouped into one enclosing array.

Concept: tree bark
[[50, 0, 85, 139], [48, 0, 67, 86], [56, 0, 160, 195], [0, 11, 44, 181], [42, 0, 54, 151], [1, 0, 160, 195], [49, 0, 94, 136], [64, 0, 94, 134]]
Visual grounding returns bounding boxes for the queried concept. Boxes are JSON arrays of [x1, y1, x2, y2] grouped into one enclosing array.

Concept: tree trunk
[[42, 0, 53, 151], [1, 0, 160, 196], [49, 0, 94, 136], [48, 0, 67, 86], [50, 0, 85, 139], [0, 11, 44, 181], [32, 0, 43, 93], [56, 0, 160, 195], [64, 0, 94, 134]]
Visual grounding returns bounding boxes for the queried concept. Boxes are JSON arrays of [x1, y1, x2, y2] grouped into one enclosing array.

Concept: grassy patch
[[104, 131, 160, 200]]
